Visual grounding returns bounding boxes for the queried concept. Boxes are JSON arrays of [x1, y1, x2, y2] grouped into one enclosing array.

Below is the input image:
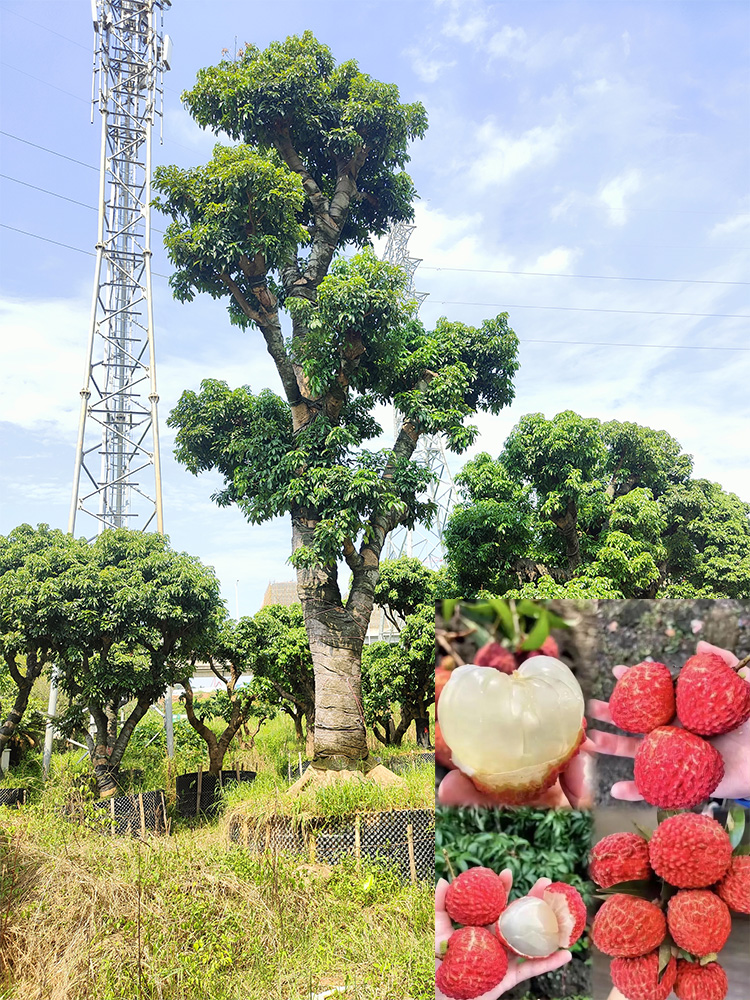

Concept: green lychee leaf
[[438, 938, 449, 957], [632, 823, 653, 842], [520, 610, 550, 651], [727, 805, 746, 849], [657, 940, 673, 978], [596, 879, 654, 897], [483, 598, 515, 639], [699, 953, 718, 966], [441, 600, 459, 624], [545, 610, 575, 630], [659, 881, 678, 904], [733, 844, 750, 856]]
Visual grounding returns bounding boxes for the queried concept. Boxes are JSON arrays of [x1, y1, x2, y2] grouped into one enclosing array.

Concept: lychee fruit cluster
[[437, 867, 586, 1000], [589, 814, 740, 1000], [606, 650, 750, 808]]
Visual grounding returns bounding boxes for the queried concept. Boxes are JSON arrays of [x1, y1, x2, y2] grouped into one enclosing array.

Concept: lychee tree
[[445, 411, 750, 599], [154, 33, 519, 779]]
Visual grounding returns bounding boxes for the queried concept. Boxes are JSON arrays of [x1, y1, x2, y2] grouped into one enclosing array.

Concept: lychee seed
[[591, 893, 666, 958], [589, 832, 652, 889], [648, 813, 733, 889], [667, 889, 731, 956], [609, 661, 676, 734], [715, 854, 750, 914], [633, 726, 724, 808], [611, 950, 677, 1000], [674, 959, 728, 1000], [435, 925, 509, 1000], [676, 651, 750, 736], [445, 867, 508, 927]]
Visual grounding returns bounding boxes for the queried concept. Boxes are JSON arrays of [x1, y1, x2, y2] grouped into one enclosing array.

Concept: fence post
[[354, 814, 361, 871], [139, 793, 147, 838], [195, 764, 203, 817], [110, 797, 116, 836], [407, 822, 417, 885]]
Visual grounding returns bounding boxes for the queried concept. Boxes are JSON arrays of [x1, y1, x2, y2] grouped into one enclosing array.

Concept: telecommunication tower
[[45, 0, 173, 774], [382, 222, 458, 570], [68, 0, 172, 535]]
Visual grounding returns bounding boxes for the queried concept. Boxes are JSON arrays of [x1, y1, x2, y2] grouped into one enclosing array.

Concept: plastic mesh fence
[[92, 789, 168, 836], [0, 788, 27, 807], [176, 770, 256, 817], [228, 807, 435, 881]]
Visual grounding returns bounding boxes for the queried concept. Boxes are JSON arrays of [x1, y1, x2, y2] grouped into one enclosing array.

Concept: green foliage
[[447, 411, 750, 599], [373, 556, 437, 620]]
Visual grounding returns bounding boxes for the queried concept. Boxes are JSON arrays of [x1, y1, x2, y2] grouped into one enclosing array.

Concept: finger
[[613, 665, 628, 679], [587, 699, 613, 724], [610, 780, 644, 801], [560, 746, 594, 809], [696, 640, 739, 669], [498, 868, 513, 895], [589, 729, 640, 759], [513, 949, 573, 984], [528, 876, 552, 898], [438, 769, 496, 807]]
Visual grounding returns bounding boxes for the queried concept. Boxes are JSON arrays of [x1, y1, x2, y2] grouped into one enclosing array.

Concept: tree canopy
[[444, 411, 750, 599], [155, 32, 519, 771]]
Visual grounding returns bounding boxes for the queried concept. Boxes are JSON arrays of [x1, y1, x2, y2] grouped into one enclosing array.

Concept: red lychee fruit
[[715, 854, 750, 914], [611, 950, 677, 1000], [591, 894, 666, 957], [436, 666, 454, 708], [445, 867, 508, 926], [676, 651, 750, 736], [648, 813, 733, 889], [435, 926, 509, 1000], [474, 641, 517, 673], [674, 959, 728, 1000], [589, 832, 652, 888], [633, 726, 724, 808], [667, 889, 731, 956], [519, 635, 560, 662], [435, 723, 455, 771], [608, 661, 675, 734]]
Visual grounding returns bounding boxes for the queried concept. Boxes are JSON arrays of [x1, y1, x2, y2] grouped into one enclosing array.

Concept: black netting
[[228, 808, 434, 881], [0, 788, 27, 808], [92, 789, 168, 836], [176, 770, 256, 817]]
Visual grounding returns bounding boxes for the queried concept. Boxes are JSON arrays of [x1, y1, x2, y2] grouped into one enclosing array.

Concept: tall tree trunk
[[550, 499, 581, 573], [0, 653, 43, 772]]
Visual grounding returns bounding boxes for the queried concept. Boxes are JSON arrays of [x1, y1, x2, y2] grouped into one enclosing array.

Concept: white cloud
[[487, 26, 527, 58], [709, 212, 750, 240], [534, 246, 580, 272], [404, 46, 456, 83], [598, 168, 643, 225], [469, 117, 569, 189]]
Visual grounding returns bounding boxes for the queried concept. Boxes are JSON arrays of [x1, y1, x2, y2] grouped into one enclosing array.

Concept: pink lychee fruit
[[445, 867, 508, 926], [633, 726, 724, 808], [676, 651, 750, 736], [435, 926, 509, 1000], [667, 889, 731, 956], [674, 959, 728, 1000], [648, 813, 733, 889], [608, 661, 675, 734], [611, 950, 677, 1000], [715, 854, 750, 914], [495, 882, 586, 958], [519, 635, 560, 662], [589, 832, 652, 889], [474, 641, 517, 674], [591, 893, 666, 958]]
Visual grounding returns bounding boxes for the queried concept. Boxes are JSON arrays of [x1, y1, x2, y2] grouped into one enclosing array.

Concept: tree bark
[[0, 653, 43, 772], [549, 499, 581, 573]]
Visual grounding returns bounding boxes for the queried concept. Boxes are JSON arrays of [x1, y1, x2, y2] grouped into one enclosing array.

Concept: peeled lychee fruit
[[589, 832, 652, 888], [437, 657, 585, 803], [591, 894, 666, 957], [608, 661, 675, 734], [715, 854, 750, 913], [674, 959, 728, 1000], [648, 813, 732, 888], [611, 950, 677, 1000], [633, 726, 724, 808], [445, 867, 508, 926], [474, 641, 517, 673], [495, 883, 586, 957], [667, 889, 731, 956], [436, 926, 508, 1000], [676, 651, 750, 736]]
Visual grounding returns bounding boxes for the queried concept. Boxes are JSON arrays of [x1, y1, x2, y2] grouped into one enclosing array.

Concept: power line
[[420, 265, 748, 287], [0, 173, 96, 212], [0, 130, 98, 171], [0, 6, 90, 50], [0, 223, 170, 277], [0, 61, 89, 104], [431, 300, 748, 320]]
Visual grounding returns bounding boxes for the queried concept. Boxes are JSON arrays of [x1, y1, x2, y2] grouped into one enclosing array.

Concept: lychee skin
[[589, 832, 652, 889], [608, 661, 675, 734], [445, 867, 508, 927], [543, 882, 587, 948], [611, 950, 677, 1000], [648, 813, 733, 889], [633, 726, 724, 808], [674, 959, 728, 1000], [715, 854, 750, 914], [435, 723, 455, 771], [667, 889, 731, 956], [591, 894, 666, 958], [474, 641, 517, 674], [676, 651, 750, 736], [436, 666, 454, 708], [435, 926, 509, 1000]]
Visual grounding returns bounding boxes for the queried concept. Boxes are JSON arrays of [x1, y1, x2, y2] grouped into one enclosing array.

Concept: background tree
[[55, 530, 222, 796], [0, 524, 81, 775], [154, 33, 519, 780], [445, 410, 750, 599]]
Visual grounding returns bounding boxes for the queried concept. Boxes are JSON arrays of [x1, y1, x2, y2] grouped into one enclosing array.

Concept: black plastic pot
[[175, 769, 256, 817], [0, 787, 28, 808]]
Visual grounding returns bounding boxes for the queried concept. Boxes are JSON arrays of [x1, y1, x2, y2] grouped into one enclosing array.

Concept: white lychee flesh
[[437, 657, 584, 797], [498, 896, 559, 958]]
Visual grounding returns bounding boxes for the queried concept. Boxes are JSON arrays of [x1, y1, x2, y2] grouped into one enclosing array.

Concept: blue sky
[[1, 0, 749, 614]]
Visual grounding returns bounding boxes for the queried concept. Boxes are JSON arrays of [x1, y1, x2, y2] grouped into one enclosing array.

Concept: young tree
[[55, 530, 222, 796], [445, 410, 750, 599], [154, 33, 519, 783], [0, 524, 82, 775]]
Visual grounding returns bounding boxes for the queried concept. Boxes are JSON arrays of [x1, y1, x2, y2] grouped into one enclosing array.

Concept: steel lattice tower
[[68, 0, 172, 535], [382, 222, 458, 570]]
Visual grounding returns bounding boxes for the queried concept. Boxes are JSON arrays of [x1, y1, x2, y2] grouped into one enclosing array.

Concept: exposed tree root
[[286, 762, 406, 798]]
